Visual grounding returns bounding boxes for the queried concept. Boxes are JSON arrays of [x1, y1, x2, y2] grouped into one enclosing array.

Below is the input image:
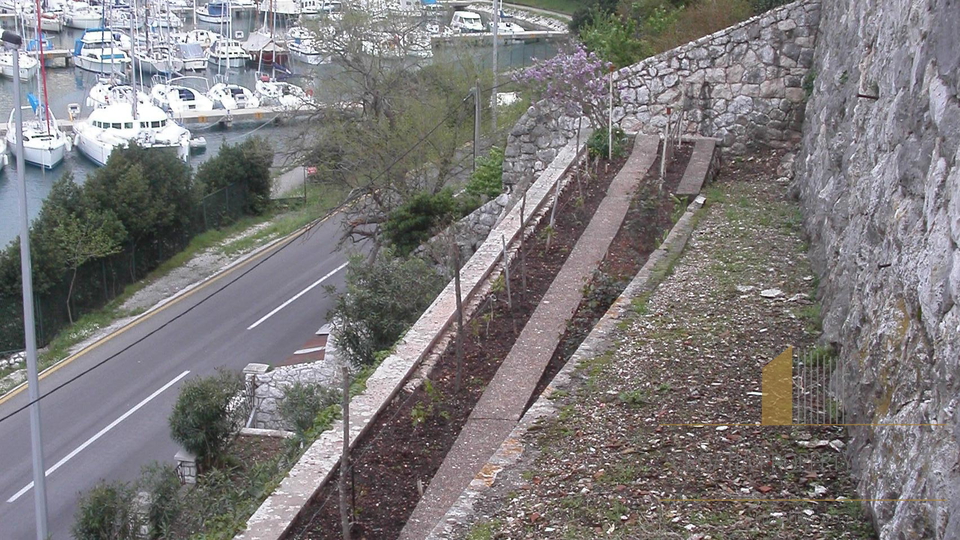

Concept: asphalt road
[[0, 212, 355, 540]]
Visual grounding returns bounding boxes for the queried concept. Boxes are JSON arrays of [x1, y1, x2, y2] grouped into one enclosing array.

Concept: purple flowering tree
[[513, 43, 614, 129]]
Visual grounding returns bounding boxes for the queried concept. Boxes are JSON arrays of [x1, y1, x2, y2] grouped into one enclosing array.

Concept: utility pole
[[490, 0, 499, 133], [3, 29, 50, 540]]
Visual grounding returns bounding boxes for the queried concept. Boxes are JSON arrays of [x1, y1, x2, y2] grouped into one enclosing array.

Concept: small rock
[[829, 439, 845, 452], [803, 509, 815, 516], [716, 425, 729, 431], [760, 288, 784, 298], [736, 285, 755, 293]]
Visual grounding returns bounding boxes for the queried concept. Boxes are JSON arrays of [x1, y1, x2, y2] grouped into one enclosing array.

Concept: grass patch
[[506, 0, 579, 15], [466, 520, 502, 540]]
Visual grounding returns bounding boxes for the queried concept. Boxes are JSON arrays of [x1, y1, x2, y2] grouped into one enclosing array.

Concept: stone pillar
[[243, 363, 270, 429]]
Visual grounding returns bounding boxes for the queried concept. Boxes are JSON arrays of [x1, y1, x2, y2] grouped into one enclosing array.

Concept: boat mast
[[34, 0, 51, 133]]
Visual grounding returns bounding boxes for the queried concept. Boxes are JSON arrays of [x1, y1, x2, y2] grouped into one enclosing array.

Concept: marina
[[0, 1, 562, 245]]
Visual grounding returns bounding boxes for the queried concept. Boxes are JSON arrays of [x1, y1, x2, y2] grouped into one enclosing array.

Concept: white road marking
[[247, 262, 349, 330], [6, 370, 191, 504]]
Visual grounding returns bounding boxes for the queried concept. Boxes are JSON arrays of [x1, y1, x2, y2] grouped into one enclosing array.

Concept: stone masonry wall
[[502, 0, 820, 191], [250, 359, 343, 431], [793, 0, 960, 537]]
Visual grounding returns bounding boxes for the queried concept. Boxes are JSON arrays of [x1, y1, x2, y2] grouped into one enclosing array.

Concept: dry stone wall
[[502, 0, 820, 191], [794, 0, 960, 537]]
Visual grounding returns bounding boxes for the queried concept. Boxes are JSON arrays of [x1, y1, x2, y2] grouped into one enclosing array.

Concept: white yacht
[[490, 20, 524, 34], [0, 49, 40, 81], [299, 0, 340, 18], [86, 79, 150, 109], [39, 11, 64, 32], [73, 101, 191, 166], [150, 76, 215, 115], [196, 1, 229, 24], [207, 39, 251, 67], [208, 80, 260, 110], [133, 45, 184, 76], [171, 28, 223, 49], [63, 1, 104, 29], [450, 11, 483, 33], [254, 77, 314, 110], [5, 106, 70, 169], [73, 29, 131, 73], [257, 0, 298, 17], [177, 42, 206, 70], [288, 38, 328, 65]]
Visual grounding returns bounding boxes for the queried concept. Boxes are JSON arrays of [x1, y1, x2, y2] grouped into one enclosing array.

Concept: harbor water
[[0, 9, 558, 246]]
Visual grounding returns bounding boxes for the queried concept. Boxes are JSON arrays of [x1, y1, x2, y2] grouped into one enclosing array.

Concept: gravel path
[[453, 149, 876, 539]]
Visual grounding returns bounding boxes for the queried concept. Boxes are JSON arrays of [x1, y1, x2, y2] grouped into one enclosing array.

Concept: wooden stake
[[339, 366, 351, 540], [453, 241, 464, 393]]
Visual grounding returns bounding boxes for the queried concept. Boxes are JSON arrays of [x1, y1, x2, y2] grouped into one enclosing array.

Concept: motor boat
[[171, 28, 222, 49], [490, 20, 524, 34], [5, 105, 70, 169], [450, 11, 483, 33], [257, 0, 298, 17], [207, 79, 260, 110], [298, 0, 340, 18], [288, 38, 328, 65], [63, 1, 104, 29], [196, 1, 229, 24], [133, 45, 184, 76], [73, 28, 132, 73], [206, 38, 251, 67], [0, 49, 40, 81], [39, 11, 64, 32], [73, 100, 192, 166], [254, 75, 314, 110], [150, 76, 215, 116], [177, 42, 206, 70]]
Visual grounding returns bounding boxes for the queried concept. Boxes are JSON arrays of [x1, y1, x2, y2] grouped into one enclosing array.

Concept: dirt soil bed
[[288, 141, 692, 539]]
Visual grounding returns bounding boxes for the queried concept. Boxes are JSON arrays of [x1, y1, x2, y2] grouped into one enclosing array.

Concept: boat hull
[[207, 55, 247, 68], [74, 56, 130, 73], [0, 60, 39, 81], [64, 15, 103, 29], [15, 140, 68, 169]]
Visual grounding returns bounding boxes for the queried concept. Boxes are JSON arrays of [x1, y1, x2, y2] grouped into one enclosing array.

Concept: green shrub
[[168, 369, 249, 469], [72, 480, 142, 540], [750, 0, 792, 13], [328, 252, 445, 367], [465, 146, 505, 199], [136, 463, 182, 539], [587, 127, 627, 159], [383, 189, 461, 256], [279, 381, 342, 435], [195, 137, 274, 215]]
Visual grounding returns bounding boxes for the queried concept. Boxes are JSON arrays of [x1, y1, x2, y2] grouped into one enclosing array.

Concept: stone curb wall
[[502, 0, 820, 192], [426, 194, 708, 539], [248, 359, 345, 431], [235, 137, 587, 540]]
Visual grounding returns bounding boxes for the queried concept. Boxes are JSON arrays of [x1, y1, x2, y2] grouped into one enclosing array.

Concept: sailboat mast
[[34, 0, 51, 133]]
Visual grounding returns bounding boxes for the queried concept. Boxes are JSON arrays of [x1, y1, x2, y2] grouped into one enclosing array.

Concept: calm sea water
[[0, 11, 557, 246]]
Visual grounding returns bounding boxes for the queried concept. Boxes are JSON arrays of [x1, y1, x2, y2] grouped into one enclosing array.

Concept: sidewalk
[[400, 135, 661, 539], [431, 149, 875, 539]]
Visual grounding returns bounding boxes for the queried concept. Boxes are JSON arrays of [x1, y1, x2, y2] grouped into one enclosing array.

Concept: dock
[[431, 30, 566, 45], [29, 49, 74, 68]]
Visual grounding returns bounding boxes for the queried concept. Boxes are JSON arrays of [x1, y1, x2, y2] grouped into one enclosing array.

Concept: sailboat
[[5, 5, 71, 168], [0, 12, 40, 80]]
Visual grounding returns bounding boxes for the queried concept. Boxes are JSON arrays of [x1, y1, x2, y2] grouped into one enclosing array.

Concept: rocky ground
[[456, 149, 877, 539]]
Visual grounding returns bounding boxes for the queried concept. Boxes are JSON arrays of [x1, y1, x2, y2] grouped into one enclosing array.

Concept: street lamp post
[[2, 29, 51, 540]]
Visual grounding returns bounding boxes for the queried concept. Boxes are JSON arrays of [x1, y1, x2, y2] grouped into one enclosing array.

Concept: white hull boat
[[0, 50, 40, 81], [208, 81, 260, 110], [6, 106, 70, 169], [73, 102, 191, 167], [206, 39, 250, 67], [73, 29, 131, 73], [40, 12, 64, 32], [288, 39, 328, 65], [63, 2, 104, 29], [177, 42, 206, 70], [151, 76, 215, 116], [134, 47, 184, 76], [255, 78, 314, 110], [0, 137, 7, 172]]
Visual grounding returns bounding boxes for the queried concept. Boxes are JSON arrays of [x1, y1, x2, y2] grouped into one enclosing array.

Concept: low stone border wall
[[426, 193, 709, 538], [235, 137, 587, 540]]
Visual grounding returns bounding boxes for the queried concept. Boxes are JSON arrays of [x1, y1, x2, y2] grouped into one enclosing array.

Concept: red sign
[[306, 167, 318, 175]]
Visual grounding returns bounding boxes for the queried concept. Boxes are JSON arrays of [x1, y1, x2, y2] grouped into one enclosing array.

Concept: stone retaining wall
[[502, 0, 820, 191], [247, 359, 344, 431], [793, 0, 960, 536]]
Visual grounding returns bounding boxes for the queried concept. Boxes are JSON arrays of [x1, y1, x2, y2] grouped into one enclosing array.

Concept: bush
[[750, 0, 791, 13], [137, 463, 182, 539], [328, 252, 445, 367], [195, 137, 275, 215], [279, 381, 341, 435], [587, 126, 627, 159], [72, 480, 142, 540], [168, 369, 249, 469], [382, 189, 462, 256], [465, 146, 504, 199]]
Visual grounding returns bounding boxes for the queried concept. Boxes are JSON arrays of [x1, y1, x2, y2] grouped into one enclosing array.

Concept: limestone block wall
[[502, 0, 820, 191], [249, 359, 343, 431], [793, 0, 960, 537]]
